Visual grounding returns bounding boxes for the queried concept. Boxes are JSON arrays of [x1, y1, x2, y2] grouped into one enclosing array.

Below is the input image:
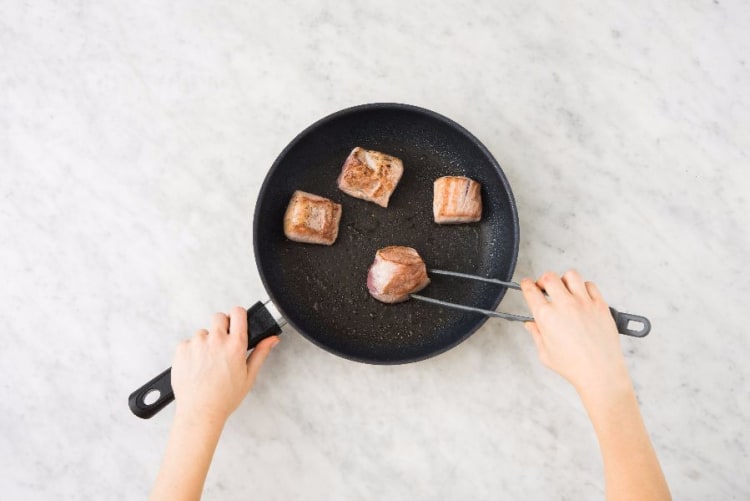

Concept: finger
[[211, 312, 229, 334], [561, 269, 588, 298], [536, 271, 570, 300], [229, 306, 248, 348], [245, 336, 280, 390], [520, 278, 547, 314], [193, 328, 209, 340], [585, 281, 605, 303], [176, 338, 191, 353], [172, 339, 191, 370], [524, 321, 544, 350], [524, 322, 549, 366]]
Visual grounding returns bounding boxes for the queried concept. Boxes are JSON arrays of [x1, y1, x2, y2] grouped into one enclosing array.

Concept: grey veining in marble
[[1, 0, 749, 499]]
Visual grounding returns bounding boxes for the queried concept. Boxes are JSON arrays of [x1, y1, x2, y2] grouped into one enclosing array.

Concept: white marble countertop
[[2, 1, 748, 499]]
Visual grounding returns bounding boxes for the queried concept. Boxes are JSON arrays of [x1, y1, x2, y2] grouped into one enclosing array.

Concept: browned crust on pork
[[337, 147, 404, 208], [283, 190, 342, 245], [377, 246, 425, 266]]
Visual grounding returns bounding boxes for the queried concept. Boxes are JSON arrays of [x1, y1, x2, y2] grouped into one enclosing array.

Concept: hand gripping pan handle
[[128, 302, 282, 419]]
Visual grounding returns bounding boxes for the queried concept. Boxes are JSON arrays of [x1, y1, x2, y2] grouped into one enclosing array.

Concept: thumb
[[524, 321, 548, 364], [245, 336, 280, 390]]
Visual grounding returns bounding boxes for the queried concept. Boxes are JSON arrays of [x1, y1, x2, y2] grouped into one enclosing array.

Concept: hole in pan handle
[[127, 301, 283, 419], [609, 308, 651, 338]]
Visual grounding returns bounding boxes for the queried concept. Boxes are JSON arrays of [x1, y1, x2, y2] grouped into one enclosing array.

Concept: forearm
[[580, 380, 670, 501], [150, 411, 226, 501]]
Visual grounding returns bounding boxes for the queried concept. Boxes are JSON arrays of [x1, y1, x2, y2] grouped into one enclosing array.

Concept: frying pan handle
[[610, 308, 651, 337], [128, 368, 175, 419], [128, 302, 283, 419]]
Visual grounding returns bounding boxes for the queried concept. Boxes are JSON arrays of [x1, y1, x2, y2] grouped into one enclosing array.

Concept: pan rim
[[253, 102, 520, 364]]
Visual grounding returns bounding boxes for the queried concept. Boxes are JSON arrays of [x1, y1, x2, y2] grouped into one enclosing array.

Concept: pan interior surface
[[254, 104, 518, 364]]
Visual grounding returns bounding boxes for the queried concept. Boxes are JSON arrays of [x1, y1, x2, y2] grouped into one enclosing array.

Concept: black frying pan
[[255, 103, 520, 363], [129, 103, 647, 419]]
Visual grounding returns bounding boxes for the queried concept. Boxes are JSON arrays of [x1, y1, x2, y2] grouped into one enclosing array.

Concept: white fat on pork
[[367, 246, 430, 303]]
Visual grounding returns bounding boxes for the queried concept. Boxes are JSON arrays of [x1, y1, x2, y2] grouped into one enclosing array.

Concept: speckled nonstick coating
[[254, 103, 519, 364]]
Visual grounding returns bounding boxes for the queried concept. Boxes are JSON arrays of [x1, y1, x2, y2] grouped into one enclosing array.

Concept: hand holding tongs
[[411, 269, 651, 338]]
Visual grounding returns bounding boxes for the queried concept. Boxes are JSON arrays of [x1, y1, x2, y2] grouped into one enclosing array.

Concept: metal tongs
[[411, 269, 651, 338]]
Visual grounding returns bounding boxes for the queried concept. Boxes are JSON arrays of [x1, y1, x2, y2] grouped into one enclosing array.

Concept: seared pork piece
[[433, 176, 482, 224], [367, 246, 430, 303], [283, 190, 342, 246], [337, 147, 404, 208]]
